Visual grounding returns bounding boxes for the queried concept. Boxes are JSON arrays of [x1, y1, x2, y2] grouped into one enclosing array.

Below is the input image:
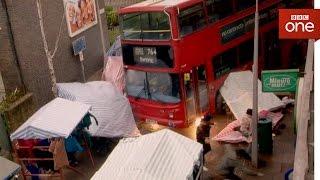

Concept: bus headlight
[[168, 112, 174, 119], [195, 117, 202, 127]]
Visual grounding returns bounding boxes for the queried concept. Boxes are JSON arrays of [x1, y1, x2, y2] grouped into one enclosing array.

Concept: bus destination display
[[133, 47, 157, 65]]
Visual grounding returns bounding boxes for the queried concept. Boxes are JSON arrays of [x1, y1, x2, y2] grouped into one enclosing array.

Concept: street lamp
[[252, 0, 259, 168]]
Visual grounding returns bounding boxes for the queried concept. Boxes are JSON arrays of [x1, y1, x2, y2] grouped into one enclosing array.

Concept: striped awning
[[57, 81, 140, 138], [91, 129, 203, 180], [10, 98, 91, 140]]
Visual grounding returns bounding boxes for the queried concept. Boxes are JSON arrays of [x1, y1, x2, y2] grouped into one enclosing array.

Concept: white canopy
[[91, 129, 203, 180], [10, 98, 91, 140], [220, 71, 285, 121], [57, 81, 140, 138]]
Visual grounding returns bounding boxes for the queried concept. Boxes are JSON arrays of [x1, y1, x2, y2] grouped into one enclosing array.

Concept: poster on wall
[[64, 0, 98, 37]]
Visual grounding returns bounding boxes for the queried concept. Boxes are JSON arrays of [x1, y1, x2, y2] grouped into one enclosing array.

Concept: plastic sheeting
[[91, 129, 203, 180], [106, 36, 122, 57], [219, 71, 285, 122], [102, 56, 125, 93], [10, 98, 91, 140], [57, 81, 140, 138], [102, 36, 125, 93]]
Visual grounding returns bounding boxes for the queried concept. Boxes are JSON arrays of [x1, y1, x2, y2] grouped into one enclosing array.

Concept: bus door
[[184, 71, 197, 123], [183, 66, 209, 123], [196, 65, 209, 114]]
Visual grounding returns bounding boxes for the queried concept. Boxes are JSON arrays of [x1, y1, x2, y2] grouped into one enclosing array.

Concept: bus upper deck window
[[121, 12, 171, 40], [179, 4, 206, 36], [205, 0, 233, 23], [122, 13, 142, 39], [236, 0, 255, 11]]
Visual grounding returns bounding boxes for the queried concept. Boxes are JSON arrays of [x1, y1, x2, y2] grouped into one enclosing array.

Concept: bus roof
[[119, 0, 203, 14]]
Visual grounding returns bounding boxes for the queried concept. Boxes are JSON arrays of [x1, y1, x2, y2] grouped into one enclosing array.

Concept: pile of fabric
[[213, 110, 283, 143]]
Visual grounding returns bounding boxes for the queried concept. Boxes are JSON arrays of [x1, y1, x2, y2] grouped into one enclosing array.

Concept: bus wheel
[[215, 93, 224, 114]]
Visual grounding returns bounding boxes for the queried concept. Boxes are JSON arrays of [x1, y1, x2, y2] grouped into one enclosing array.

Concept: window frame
[[212, 47, 238, 79], [178, 3, 208, 38], [205, 0, 235, 24], [120, 11, 172, 40]]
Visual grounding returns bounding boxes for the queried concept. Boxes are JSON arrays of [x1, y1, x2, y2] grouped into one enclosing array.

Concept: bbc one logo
[[279, 9, 320, 39], [285, 15, 314, 32]]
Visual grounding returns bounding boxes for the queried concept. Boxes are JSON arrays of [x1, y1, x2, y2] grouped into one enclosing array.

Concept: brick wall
[[1, 0, 108, 107], [0, 0, 23, 93]]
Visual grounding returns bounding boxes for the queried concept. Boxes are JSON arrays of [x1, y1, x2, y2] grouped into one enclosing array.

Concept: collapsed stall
[[10, 98, 94, 179], [91, 129, 203, 180], [214, 71, 286, 143], [57, 81, 140, 138]]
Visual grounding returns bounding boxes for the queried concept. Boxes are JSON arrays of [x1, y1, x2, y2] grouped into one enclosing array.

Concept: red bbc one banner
[[279, 9, 320, 39]]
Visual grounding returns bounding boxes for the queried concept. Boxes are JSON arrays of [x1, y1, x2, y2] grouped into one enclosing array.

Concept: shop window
[[205, 0, 233, 23], [213, 48, 237, 78], [239, 39, 254, 64], [179, 4, 207, 36]]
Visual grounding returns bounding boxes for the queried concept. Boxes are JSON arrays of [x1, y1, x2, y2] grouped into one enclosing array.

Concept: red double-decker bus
[[119, 0, 310, 128]]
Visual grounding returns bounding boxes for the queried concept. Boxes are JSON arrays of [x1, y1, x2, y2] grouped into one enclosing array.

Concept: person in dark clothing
[[196, 114, 213, 155]]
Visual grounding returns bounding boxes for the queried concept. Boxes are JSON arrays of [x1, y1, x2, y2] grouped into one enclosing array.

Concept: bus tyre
[[215, 93, 224, 114]]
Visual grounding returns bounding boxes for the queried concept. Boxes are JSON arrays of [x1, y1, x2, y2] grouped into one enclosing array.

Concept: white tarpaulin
[[220, 71, 285, 121], [91, 129, 203, 180], [10, 98, 91, 140], [57, 81, 140, 138]]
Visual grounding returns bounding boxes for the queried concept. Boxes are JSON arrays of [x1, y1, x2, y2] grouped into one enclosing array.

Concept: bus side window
[[236, 0, 255, 11], [179, 4, 207, 37], [212, 48, 237, 78], [239, 39, 254, 64], [205, 0, 233, 23]]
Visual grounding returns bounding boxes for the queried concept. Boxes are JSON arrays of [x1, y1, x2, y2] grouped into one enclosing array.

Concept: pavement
[[59, 107, 295, 180], [60, 70, 296, 179], [205, 110, 296, 180]]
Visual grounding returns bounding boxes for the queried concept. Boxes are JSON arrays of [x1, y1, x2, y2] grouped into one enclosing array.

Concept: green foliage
[[108, 27, 120, 45], [0, 88, 24, 113], [105, 6, 119, 29]]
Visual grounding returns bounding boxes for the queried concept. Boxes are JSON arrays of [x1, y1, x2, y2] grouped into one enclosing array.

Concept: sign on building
[[64, 0, 98, 37], [72, 36, 86, 55], [261, 69, 299, 92]]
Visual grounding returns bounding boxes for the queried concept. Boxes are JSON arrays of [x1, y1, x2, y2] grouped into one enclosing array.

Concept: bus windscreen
[[121, 12, 171, 40], [126, 70, 180, 104]]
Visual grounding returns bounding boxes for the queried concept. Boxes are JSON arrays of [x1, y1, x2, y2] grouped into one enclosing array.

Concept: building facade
[[0, 0, 108, 107], [104, 0, 142, 9]]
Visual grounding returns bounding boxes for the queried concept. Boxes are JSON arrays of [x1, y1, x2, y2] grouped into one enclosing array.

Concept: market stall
[[214, 71, 285, 143], [0, 156, 21, 180], [91, 129, 203, 180], [10, 98, 94, 179], [219, 71, 285, 121], [57, 81, 140, 138]]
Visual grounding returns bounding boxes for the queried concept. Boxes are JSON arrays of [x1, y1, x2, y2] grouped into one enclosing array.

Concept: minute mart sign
[[261, 69, 299, 92]]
